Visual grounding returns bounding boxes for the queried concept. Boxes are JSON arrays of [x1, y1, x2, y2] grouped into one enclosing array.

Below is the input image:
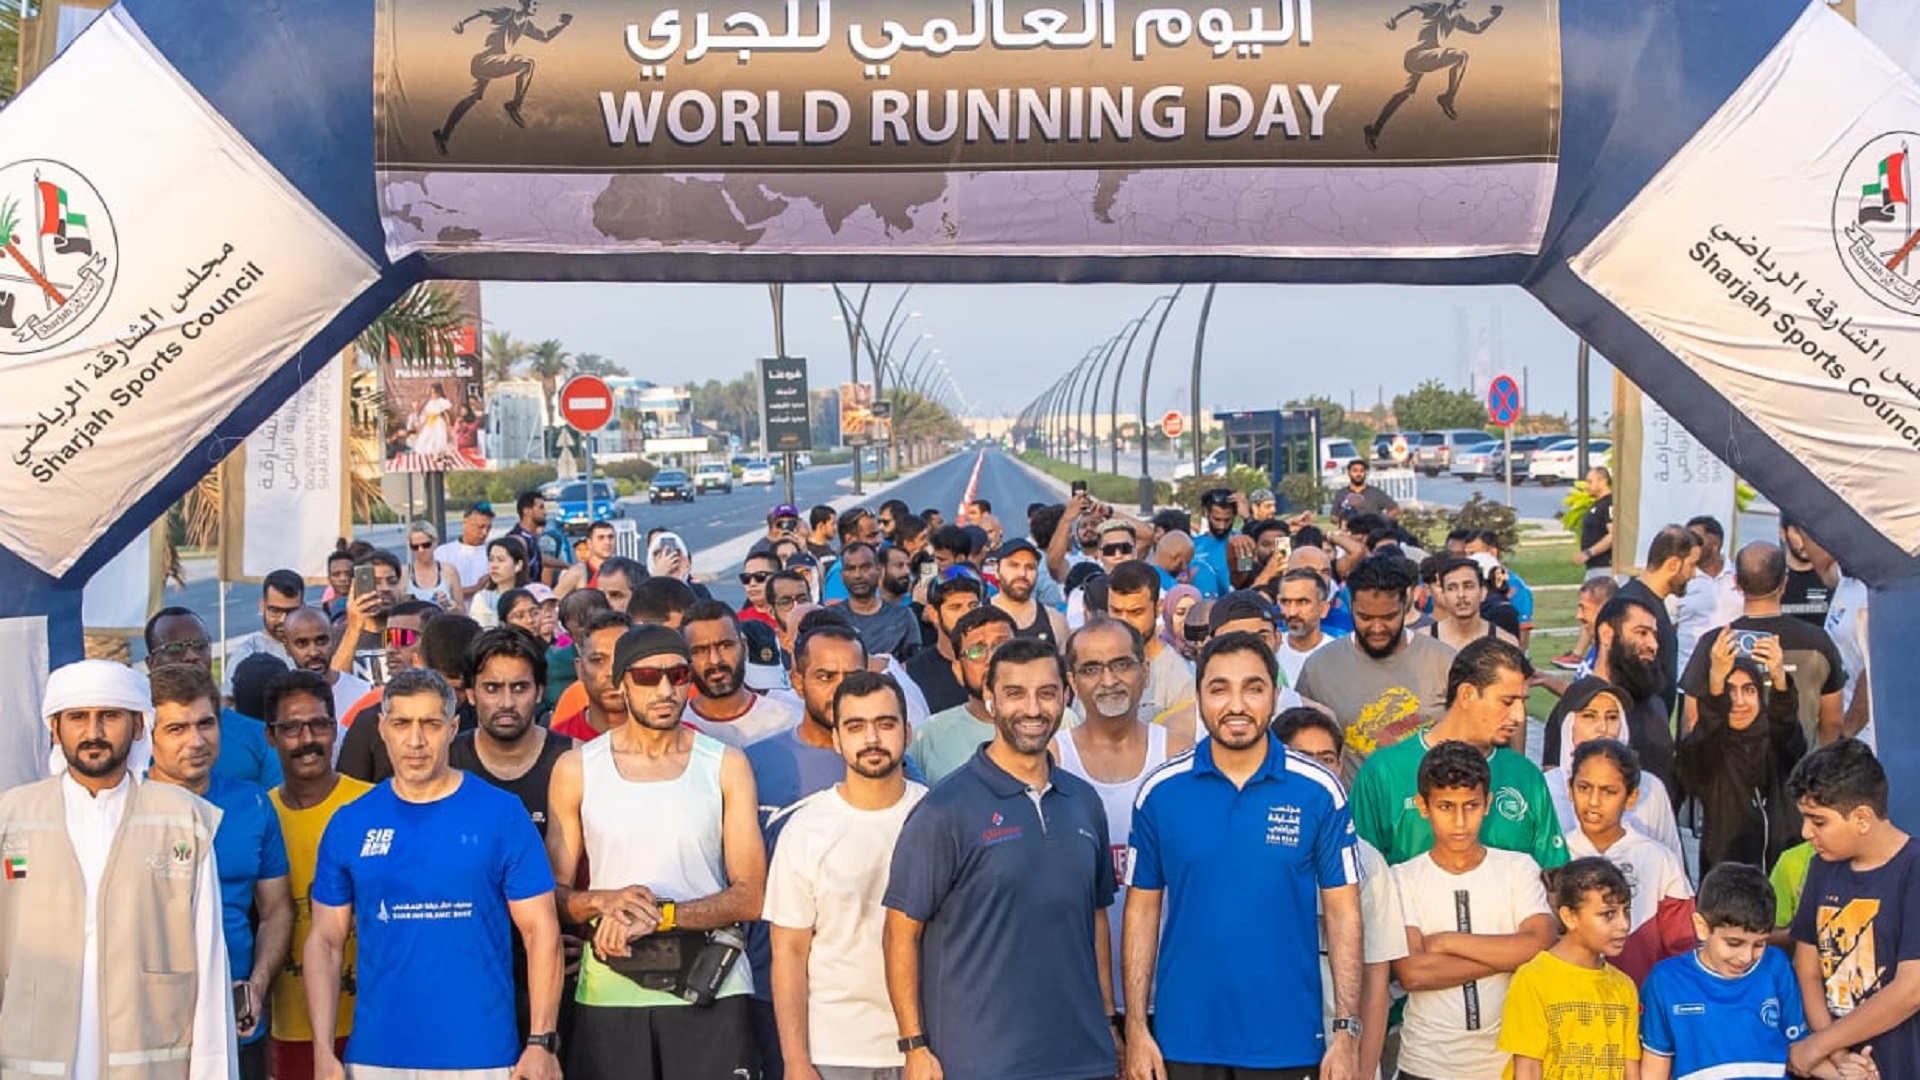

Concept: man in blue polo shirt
[[1124, 631, 1364, 1080], [884, 636, 1120, 1080]]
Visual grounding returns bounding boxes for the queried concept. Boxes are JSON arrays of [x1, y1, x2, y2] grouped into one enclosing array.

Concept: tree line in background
[[1289, 378, 1582, 443]]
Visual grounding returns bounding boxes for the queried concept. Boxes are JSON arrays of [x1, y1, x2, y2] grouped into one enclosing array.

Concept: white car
[[1531, 439, 1612, 484], [1319, 438, 1363, 483], [694, 461, 732, 493], [1172, 447, 1227, 480], [741, 458, 775, 485]]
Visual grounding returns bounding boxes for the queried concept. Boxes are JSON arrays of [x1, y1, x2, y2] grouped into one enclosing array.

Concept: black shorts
[[1165, 1063, 1316, 1080], [567, 996, 757, 1080]]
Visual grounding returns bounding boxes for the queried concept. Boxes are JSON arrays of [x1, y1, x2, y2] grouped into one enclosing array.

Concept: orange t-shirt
[[552, 681, 588, 726], [340, 686, 384, 728]]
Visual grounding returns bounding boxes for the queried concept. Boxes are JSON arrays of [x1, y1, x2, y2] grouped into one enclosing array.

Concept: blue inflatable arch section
[[6, 0, 1920, 813]]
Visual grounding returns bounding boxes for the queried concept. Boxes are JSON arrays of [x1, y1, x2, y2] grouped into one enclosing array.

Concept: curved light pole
[[1111, 289, 1181, 475], [1135, 286, 1189, 513], [1188, 283, 1219, 483], [826, 284, 873, 494], [1080, 332, 1127, 472], [1061, 345, 1102, 464]]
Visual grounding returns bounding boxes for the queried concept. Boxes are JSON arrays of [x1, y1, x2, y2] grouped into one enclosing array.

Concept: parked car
[[1172, 446, 1228, 480], [741, 458, 775, 485], [694, 461, 732, 493], [1320, 437, 1364, 483], [1413, 429, 1493, 476], [792, 452, 811, 469], [554, 479, 621, 532], [1531, 438, 1613, 484], [1449, 439, 1502, 480], [1487, 433, 1566, 480], [649, 469, 696, 504], [1371, 432, 1416, 464]]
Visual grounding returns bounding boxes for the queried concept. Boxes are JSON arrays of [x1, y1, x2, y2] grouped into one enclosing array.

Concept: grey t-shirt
[[841, 600, 922, 659], [1296, 634, 1456, 773], [1331, 484, 1399, 523]]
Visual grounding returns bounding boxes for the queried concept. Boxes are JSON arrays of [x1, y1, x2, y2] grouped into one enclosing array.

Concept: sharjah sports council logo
[[0, 159, 116, 355], [1833, 132, 1920, 316]]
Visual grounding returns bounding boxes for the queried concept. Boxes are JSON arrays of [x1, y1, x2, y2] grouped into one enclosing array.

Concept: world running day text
[[599, 83, 1337, 146], [1691, 227, 1920, 452]]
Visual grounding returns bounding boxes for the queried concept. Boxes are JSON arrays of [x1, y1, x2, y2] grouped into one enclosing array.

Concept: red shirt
[[551, 710, 603, 742]]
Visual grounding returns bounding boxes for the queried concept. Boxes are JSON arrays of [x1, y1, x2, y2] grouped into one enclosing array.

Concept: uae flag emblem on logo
[[37, 179, 90, 256], [3, 855, 25, 881], [1860, 149, 1910, 225]]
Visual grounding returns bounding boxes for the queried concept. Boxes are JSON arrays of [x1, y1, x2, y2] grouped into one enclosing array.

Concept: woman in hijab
[[1159, 584, 1203, 660], [1677, 630, 1804, 874], [1543, 676, 1685, 863]]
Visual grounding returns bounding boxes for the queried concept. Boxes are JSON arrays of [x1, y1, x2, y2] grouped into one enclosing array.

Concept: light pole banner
[[376, 0, 1560, 258], [0, 10, 380, 575], [1573, 4, 1920, 556], [220, 349, 353, 583], [839, 380, 874, 445], [761, 356, 814, 451], [1610, 374, 1736, 574]]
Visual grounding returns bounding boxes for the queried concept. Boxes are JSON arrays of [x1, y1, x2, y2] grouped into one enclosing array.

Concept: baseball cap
[[994, 538, 1041, 561], [1468, 551, 1502, 578], [739, 619, 788, 692], [785, 551, 819, 571], [768, 504, 801, 523], [1209, 589, 1277, 632], [1097, 519, 1136, 538], [961, 525, 991, 554], [1249, 488, 1276, 506], [524, 583, 557, 604], [612, 624, 691, 675]]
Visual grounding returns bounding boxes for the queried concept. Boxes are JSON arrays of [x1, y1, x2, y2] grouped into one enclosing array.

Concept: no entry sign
[[560, 375, 614, 432], [1161, 411, 1186, 438]]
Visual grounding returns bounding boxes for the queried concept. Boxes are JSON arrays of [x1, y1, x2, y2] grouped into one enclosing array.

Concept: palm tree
[[572, 352, 625, 378], [617, 406, 644, 452], [482, 329, 527, 386], [526, 339, 572, 429]]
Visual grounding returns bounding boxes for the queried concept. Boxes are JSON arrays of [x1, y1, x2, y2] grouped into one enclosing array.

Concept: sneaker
[[1551, 652, 1582, 670]]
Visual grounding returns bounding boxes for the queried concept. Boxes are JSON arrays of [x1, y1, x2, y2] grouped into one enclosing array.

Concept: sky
[[482, 281, 1615, 423]]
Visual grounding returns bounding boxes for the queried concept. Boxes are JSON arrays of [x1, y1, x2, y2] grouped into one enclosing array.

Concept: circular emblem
[[1491, 786, 1529, 823], [1832, 132, 1920, 316], [1760, 998, 1781, 1029]]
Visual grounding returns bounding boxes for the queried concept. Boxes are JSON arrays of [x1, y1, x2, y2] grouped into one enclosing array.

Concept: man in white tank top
[[545, 624, 769, 1080], [1052, 618, 1194, 1020]]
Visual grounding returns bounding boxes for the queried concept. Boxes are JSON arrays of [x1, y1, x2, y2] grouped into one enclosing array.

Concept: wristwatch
[[526, 1032, 559, 1054], [897, 1034, 930, 1053], [1332, 1016, 1363, 1038]]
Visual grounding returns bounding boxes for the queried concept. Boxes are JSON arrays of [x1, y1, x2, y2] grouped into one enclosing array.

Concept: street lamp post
[[827, 284, 872, 495], [1135, 287, 1187, 513], [1061, 346, 1101, 465], [1111, 290, 1181, 475], [1188, 283, 1219, 484], [1081, 332, 1126, 472]]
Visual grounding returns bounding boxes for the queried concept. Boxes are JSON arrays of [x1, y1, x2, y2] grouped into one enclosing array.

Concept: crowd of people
[[0, 459, 1908, 1080]]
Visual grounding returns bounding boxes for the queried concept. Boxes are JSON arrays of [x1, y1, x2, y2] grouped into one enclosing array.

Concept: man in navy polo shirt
[[884, 636, 1120, 1080], [1124, 631, 1364, 1080]]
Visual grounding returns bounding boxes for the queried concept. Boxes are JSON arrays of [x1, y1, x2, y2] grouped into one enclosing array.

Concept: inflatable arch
[[5, 0, 1920, 814]]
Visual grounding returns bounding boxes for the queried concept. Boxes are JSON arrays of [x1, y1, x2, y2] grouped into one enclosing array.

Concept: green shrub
[[1395, 494, 1519, 552], [1017, 450, 1170, 506], [446, 463, 560, 509], [598, 459, 659, 486]]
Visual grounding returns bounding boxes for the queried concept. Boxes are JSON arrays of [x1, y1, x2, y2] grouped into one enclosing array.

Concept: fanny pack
[[601, 924, 745, 1006]]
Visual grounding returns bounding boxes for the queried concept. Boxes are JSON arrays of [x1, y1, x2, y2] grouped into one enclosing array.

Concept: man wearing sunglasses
[[263, 670, 371, 1080], [681, 601, 802, 750], [906, 606, 1017, 784], [143, 605, 282, 788], [547, 625, 768, 1080], [738, 552, 783, 630], [903, 573, 985, 714]]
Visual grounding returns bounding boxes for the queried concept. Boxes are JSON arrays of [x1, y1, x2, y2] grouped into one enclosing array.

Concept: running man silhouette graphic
[[1364, 1, 1504, 152], [433, 0, 574, 155]]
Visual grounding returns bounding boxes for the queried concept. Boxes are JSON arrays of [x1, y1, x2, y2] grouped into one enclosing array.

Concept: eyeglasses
[[1100, 543, 1134, 557], [961, 641, 999, 662], [626, 664, 694, 689], [151, 638, 210, 660], [1073, 656, 1142, 680], [264, 603, 303, 618], [739, 571, 772, 585], [384, 627, 420, 649], [270, 718, 337, 737], [409, 541, 433, 551], [770, 595, 804, 611]]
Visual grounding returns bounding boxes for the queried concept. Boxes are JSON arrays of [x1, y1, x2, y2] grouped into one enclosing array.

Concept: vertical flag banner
[[220, 348, 353, 583], [0, 10, 379, 575], [80, 519, 163, 636], [1611, 374, 1736, 572]]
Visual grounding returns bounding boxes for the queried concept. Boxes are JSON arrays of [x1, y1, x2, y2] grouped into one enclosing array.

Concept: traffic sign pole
[[1504, 425, 1513, 508], [561, 375, 617, 535], [1485, 373, 1522, 509]]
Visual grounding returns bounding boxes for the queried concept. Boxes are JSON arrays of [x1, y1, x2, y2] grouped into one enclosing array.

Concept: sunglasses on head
[[1201, 490, 1235, 507], [625, 664, 693, 689], [384, 627, 420, 648], [1101, 542, 1134, 556]]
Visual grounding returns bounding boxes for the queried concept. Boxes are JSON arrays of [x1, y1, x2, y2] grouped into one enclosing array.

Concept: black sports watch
[[526, 1032, 559, 1053], [897, 1034, 930, 1053], [1332, 1016, 1363, 1039]]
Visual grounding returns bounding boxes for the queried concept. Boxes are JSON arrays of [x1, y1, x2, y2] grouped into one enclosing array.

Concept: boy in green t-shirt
[[1351, 638, 1567, 869]]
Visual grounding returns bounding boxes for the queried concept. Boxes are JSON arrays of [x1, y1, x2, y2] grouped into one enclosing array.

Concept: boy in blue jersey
[[1642, 862, 1873, 1080]]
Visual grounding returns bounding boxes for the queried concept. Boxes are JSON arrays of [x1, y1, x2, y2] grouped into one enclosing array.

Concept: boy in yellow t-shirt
[[1499, 857, 1641, 1079]]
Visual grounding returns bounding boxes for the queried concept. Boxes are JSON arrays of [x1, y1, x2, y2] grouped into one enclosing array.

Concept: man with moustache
[[682, 600, 802, 748], [450, 627, 578, 1041], [1590, 593, 1678, 790], [552, 608, 635, 742], [146, 663, 294, 1080], [282, 606, 372, 731], [1052, 619, 1192, 1020], [1350, 638, 1567, 869], [879, 544, 916, 609], [765, 670, 928, 1080], [306, 668, 563, 1080], [991, 538, 1069, 650], [1274, 568, 1334, 688], [906, 606, 1018, 784], [263, 670, 371, 1080], [1296, 554, 1455, 776], [837, 543, 920, 659], [0, 659, 236, 1080], [903, 573, 984, 714], [546, 625, 767, 1080], [885, 637, 1120, 1080], [1123, 632, 1364, 1080], [142, 606, 282, 788]]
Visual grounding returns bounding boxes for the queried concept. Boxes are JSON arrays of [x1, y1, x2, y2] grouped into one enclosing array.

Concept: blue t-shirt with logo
[[204, 773, 289, 1044], [1640, 948, 1807, 1075], [312, 774, 555, 1069]]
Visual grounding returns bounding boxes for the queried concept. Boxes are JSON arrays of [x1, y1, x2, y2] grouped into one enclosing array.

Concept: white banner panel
[[0, 616, 50, 793], [1573, 4, 1920, 555], [1636, 395, 1736, 543], [221, 351, 350, 583], [0, 10, 379, 575], [81, 522, 157, 634]]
